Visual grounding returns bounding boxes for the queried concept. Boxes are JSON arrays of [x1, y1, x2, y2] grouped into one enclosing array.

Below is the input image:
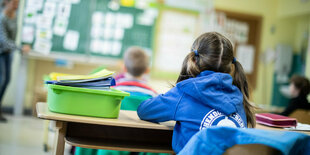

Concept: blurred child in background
[[75, 47, 159, 155], [114, 46, 157, 110], [281, 75, 310, 116]]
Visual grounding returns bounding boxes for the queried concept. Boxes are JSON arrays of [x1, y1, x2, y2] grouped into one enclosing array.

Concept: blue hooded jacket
[[178, 127, 310, 155], [137, 70, 247, 153]]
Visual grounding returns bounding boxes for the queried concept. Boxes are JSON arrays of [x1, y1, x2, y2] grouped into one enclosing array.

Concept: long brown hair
[[176, 32, 256, 128]]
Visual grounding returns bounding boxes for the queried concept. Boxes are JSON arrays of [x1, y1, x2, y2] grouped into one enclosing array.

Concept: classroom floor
[[0, 114, 71, 155]]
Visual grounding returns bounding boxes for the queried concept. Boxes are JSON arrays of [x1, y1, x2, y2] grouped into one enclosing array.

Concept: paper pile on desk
[[285, 123, 310, 131], [46, 69, 116, 90]]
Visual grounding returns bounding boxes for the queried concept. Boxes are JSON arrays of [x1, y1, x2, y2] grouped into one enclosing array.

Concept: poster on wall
[[155, 10, 198, 72], [236, 45, 255, 74], [63, 30, 80, 51]]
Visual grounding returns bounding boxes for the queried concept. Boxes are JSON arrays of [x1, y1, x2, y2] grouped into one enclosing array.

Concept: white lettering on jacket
[[200, 109, 245, 130]]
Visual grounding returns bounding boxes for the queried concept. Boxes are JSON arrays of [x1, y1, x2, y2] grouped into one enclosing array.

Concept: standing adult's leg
[[0, 52, 12, 122]]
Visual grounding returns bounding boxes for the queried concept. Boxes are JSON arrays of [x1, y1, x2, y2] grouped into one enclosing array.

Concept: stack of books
[[46, 69, 116, 90]]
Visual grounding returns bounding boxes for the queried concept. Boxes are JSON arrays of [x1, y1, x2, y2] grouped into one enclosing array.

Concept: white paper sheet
[[105, 13, 116, 26], [53, 17, 68, 36], [137, 8, 158, 26], [24, 8, 37, 24], [114, 28, 124, 40], [122, 14, 133, 29], [34, 39, 52, 54], [285, 123, 310, 131], [91, 26, 104, 39], [57, 3, 71, 18], [26, 0, 43, 11], [155, 10, 197, 72], [63, 30, 80, 51], [90, 39, 103, 53], [43, 1, 57, 18], [36, 29, 53, 40], [22, 25, 35, 43], [236, 45, 255, 74], [137, 14, 154, 26], [116, 13, 124, 28], [111, 41, 122, 56], [70, 0, 80, 4], [36, 14, 53, 29], [102, 41, 112, 54], [135, 0, 148, 9], [92, 12, 104, 26], [103, 27, 114, 39]]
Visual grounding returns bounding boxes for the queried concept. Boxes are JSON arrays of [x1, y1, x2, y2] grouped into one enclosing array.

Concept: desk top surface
[[37, 102, 309, 135], [36, 102, 174, 130]]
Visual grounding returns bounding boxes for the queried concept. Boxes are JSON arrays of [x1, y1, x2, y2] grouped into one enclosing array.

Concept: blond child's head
[[123, 47, 150, 78]]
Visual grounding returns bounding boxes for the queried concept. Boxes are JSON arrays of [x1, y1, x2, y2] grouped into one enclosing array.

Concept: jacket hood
[[176, 70, 243, 115]]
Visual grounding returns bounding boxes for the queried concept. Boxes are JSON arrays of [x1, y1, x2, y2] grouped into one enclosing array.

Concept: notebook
[[46, 69, 116, 90], [45, 77, 116, 87], [256, 113, 297, 127], [49, 69, 114, 81]]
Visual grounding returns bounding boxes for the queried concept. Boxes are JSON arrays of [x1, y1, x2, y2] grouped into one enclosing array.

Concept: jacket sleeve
[[0, 15, 18, 54], [137, 86, 182, 123]]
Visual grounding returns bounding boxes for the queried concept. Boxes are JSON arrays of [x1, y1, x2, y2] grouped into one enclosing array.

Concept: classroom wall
[[277, 0, 310, 18], [4, 0, 310, 110], [214, 0, 278, 105], [305, 19, 310, 79], [215, 0, 310, 106], [306, 18, 310, 101], [294, 15, 310, 52]]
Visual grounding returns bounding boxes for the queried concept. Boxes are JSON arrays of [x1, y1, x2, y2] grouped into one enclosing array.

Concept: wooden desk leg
[[53, 121, 67, 155]]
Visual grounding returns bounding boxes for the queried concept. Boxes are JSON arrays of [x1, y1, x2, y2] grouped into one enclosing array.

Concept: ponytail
[[233, 61, 256, 128], [176, 52, 200, 83]]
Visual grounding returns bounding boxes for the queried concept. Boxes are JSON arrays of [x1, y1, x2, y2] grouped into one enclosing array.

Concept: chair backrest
[[120, 92, 152, 111], [224, 144, 281, 155], [289, 109, 310, 124], [178, 126, 310, 155]]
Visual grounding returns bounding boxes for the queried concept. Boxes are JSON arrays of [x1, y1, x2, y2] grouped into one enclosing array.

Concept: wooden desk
[[36, 102, 174, 155], [37, 102, 310, 155]]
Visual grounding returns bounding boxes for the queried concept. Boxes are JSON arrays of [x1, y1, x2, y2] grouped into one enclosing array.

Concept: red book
[[255, 113, 297, 127]]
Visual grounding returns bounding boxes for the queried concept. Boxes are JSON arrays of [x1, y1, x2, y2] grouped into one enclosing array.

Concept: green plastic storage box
[[47, 84, 130, 118]]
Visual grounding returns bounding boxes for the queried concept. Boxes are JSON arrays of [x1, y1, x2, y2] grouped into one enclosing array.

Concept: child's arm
[[137, 87, 182, 123]]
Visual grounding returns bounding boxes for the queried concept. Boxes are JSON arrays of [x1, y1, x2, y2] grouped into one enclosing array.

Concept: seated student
[[281, 75, 310, 116], [114, 46, 157, 111], [137, 32, 256, 154], [75, 47, 158, 155]]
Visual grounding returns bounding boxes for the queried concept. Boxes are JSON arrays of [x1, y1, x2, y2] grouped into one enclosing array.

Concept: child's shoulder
[[177, 72, 230, 87]]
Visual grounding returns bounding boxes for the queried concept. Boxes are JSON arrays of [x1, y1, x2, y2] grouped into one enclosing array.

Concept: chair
[[289, 109, 310, 124]]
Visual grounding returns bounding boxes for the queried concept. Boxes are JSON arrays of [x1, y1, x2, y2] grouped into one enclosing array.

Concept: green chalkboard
[[21, 0, 156, 58], [51, 0, 91, 55], [89, 0, 156, 58]]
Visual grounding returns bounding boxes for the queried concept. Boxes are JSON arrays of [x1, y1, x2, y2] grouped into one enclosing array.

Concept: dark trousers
[[0, 52, 12, 113]]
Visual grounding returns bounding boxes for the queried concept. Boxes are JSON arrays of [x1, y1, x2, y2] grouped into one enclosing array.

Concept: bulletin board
[[153, 7, 199, 77], [215, 9, 263, 90], [20, 0, 157, 59]]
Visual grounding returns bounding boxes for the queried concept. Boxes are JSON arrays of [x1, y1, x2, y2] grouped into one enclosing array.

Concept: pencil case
[[256, 113, 297, 127]]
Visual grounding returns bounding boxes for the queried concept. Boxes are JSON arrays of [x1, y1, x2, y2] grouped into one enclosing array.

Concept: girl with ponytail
[[137, 32, 255, 153]]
